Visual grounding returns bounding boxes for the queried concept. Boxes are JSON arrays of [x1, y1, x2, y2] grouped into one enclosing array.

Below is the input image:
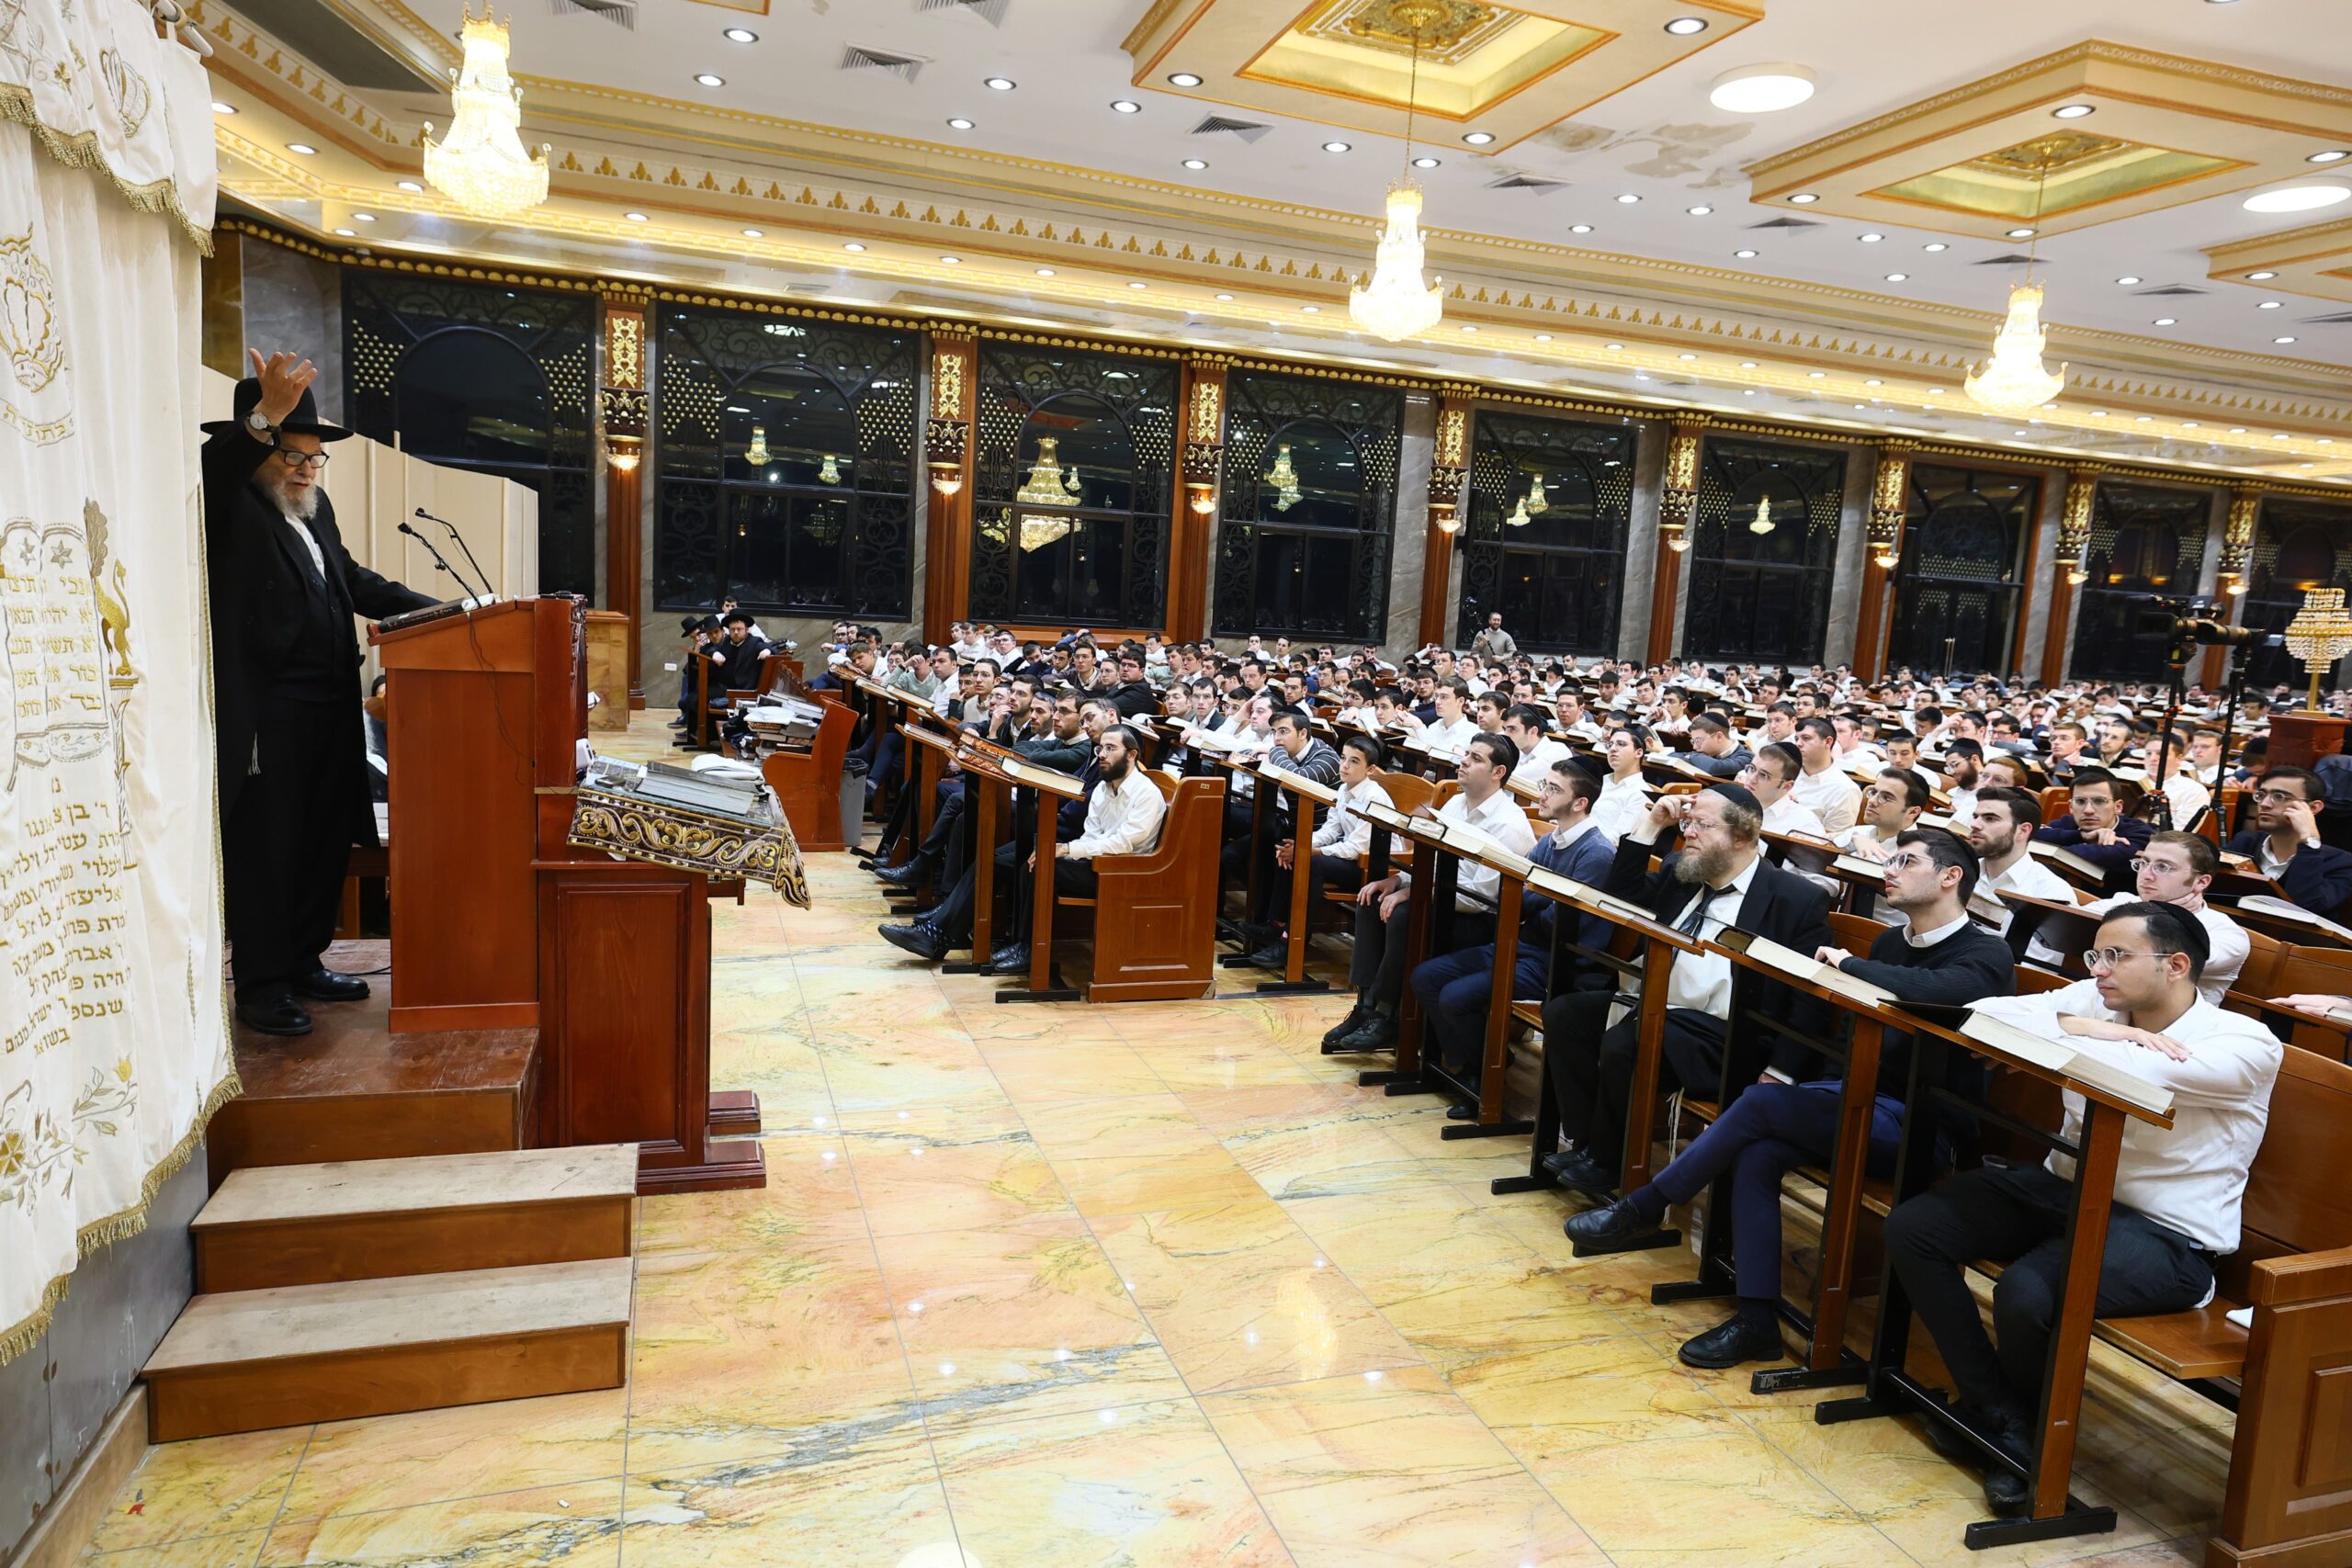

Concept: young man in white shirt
[[2025, 829, 2249, 1001], [1501, 703, 1570, 787], [1838, 768, 1929, 861], [1965, 787, 2075, 906], [1332, 734, 1536, 1052], [1743, 741, 1829, 840], [1589, 724, 1655, 841], [1886, 903, 2280, 1517], [1554, 687, 1602, 744], [1831, 713, 1885, 772], [1790, 716, 1862, 837], [1296, 739, 1396, 993], [1419, 679, 1479, 759]]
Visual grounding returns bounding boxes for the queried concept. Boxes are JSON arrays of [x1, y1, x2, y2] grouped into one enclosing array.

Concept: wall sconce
[[929, 464, 964, 498], [606, 434, 641, 473], [1187, 483, 1217, 516]]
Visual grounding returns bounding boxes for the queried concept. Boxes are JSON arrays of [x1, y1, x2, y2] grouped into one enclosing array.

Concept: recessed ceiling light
[[723, 27, 757, 42], [2275, 335, 2298, 343], [741, 227, 762, 238], [1606, 342, 1623, 350], [1743, 389, 1758, 396], [2116, 275, 2142, 285], [1216, 292, 1234, 300], [1035, 266, 1055, 276], [211, 99, 236, 115], [1463, 130, 1495, 145], [1789, 191, 1818, 204], [1709, 63, 1816, 114], [1807, 370, 1826, 378], [353, 212, 375, 222], [2007, 227, 2037, 238], [1859, 232, 1883, 243], [2136, 414, 2154, 422], [946, 117, 974, 130], [2311, 151, 2352, 164], [1687, 204, 1712, 215], [843, 242, 866, 252], [2259, 299, 2283, 309], [397, 179, 424, 192], [1412, 155, 1440, 168], [2244, 184, 2350, 213], [287, 142, 318, 155], [1740, 360, 1758, 368], [984, 76, 1015, 90], [1664, 16, 1709, 34], [1678, 352, 1697, 360], [1865, 378, 1883, 386], [1323, 141, 1351, 153], [1182, 158, 1207, 170], [1129, 280, 1147, 288], [2276, 433, 2292, 439], [1302, 304, 1319, 312], [1111, 100, 1140, 114], [2052, 103, 2095, 119], [1569, 223, 1593, 233], [2186, 422, 2200, 429], [1535, 333, 1553, 342], [333, 227, 356, 237], [1885, 273, 1907, 281], [1461, 324, 1477, 333], [940, 254, 960, 264], [625, 210, 647, 221], [1168, 72, 1203, 86], [2090, 410, 2108, 417], [2231, 426, 2247, 433], [1923, 242, 1948, 252], [2153, 316, 2177, 325], [1616, 193, 1641, 204], [2247, 270, 2277, 280], [695, 73, 724, 87], [1734, 248, 1758, 258], [1928, 387, 1944, 394]]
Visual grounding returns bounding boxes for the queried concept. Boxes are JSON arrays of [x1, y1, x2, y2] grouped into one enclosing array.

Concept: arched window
[[1887, 464, 2034, 677], [1684, 436, 1843, 664], [2242, 500, 2352, 690], [1456, 410, 1638, 654], [345, 272, 596, 595], [1212, 371, 1401, 641], [969, 344, 1175, 630], [2071, 480, 2209, 682], [651, 305, 918, 617]]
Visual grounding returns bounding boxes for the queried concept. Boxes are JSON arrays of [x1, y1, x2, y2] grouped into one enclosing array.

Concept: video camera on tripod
[[2138, 594, 2257, 653]]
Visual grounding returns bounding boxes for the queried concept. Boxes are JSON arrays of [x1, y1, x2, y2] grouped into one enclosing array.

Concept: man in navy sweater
[[2032, 766, 2151, 895], [2227, 764, 2352, 917], [1409, 759, 1617, 1110], [1566, 826, 2015, 1369]]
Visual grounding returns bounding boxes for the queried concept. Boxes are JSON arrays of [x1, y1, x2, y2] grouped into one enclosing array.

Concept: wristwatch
[[244, 409, 276, 435]]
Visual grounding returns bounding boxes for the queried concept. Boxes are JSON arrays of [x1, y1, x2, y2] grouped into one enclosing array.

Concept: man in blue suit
[[2227, 764, 2352, 916]]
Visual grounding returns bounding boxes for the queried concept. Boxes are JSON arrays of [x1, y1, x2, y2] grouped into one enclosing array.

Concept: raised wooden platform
[[207, 957, 539, 1188], [193, 1146, 638, 1293]]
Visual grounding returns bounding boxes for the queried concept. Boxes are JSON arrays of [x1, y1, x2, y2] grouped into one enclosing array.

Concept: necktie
[[1677, 881, 1723, 939]]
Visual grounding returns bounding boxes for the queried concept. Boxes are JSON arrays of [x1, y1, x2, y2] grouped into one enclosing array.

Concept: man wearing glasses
[[2025, 830, 2248, 1001], [2226, 765, 2352, 916], [1884, 904, 2279, 1516], [204, 349, 436, 1037]]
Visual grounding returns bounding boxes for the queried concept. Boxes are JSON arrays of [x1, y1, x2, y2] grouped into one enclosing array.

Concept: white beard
[[272, 481, 321, 522]]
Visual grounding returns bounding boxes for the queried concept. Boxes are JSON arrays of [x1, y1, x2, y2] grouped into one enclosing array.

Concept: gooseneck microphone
[[395, 519, 481, 600], [414, 508, 495, 603]]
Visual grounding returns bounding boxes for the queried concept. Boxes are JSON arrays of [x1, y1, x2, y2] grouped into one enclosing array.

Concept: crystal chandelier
[[1505, 495, 1530, 527], [744, 425, 773, 466], [818, 453, 842, 485], [1748, 496, 1776, 536], [1348, 3, 1445, 343], [1264, 443, 1302, 511], [1013, 436, 1077, 553], [1965, 146, 2067, 417], [421, 7, 551, 220], [2284, 588, 2352, 712], [1523, 473, 1548, 516]]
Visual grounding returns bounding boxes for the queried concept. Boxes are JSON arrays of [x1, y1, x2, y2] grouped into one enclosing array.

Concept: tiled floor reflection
[[87, 716, 2233, 1566]]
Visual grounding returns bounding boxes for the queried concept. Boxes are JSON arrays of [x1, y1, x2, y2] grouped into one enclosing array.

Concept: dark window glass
[[1684, 436, 1843, 664], [2242, 499, 2352, 691], [1456, 410, 1637, 654], [1887, 464, 2035, 679], [2071, 480, 2209, 682]]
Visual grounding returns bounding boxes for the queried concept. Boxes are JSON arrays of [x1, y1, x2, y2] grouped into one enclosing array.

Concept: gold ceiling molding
[[1746, 40, 2352, 240], [2203, 213, 2352, 307], [215, 216, 602, 290]]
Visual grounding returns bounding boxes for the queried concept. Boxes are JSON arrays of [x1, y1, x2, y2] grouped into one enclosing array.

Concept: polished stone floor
[[88, 719, 2235, 1566]]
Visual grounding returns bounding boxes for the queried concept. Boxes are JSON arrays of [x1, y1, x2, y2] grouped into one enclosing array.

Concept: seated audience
[[1743, 741, 1827, 840], [1790, 716, 1862, 836], [2226, 765, 2352, 915], [2026, 829, 2249, 1001], [2032, 767, 2152, 895], [1671, 712, 1752, 779]]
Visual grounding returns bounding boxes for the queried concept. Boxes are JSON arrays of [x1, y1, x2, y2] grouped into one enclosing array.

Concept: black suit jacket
[[1599, 829, 1836, 1043], [202, 431, 435, 840]]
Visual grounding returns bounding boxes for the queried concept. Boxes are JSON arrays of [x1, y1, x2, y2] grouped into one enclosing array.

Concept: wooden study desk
[[988, 750, 1088, 1004], [1247, 763, 1338, 996]]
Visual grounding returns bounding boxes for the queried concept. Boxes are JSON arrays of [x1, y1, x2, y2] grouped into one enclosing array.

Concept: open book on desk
[[1523, 865, 1661, 929], [1713, 929, 1898, 1010], [1831, 850, 1895, 882], [997, 755, 1088, 797], [1258, 765, 1338, 805], [1432, 818, 1535, 879], [2236, 894, 2352, 943], [1954, 1010, 2174, 1119], [2030, 840, 2110, 886]]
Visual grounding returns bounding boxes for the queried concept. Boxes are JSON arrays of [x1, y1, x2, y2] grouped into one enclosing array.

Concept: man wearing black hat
[[205, 349, 437, 1036]]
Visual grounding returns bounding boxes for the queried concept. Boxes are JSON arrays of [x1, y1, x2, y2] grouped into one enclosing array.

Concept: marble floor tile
[[89, 1429, 310, 1551], [840, 1115, 1074, 1237], [620, 1432, 956, 1568], [254, 1481, 622, 1567], [1020, 1092, 1266, 1217], [1091, 1201, 1424, 1395], [79, 1531, 269, 1567], [637, 1135, 865, 1256], [1216, 1115, 1433, 1201], [869, 1213, 1190, 1432], [1199, 1365, 1605, 1568], [973, 1035, 1167, 1102], [276, 1388, 627, 1521], [929, 1400, 1291, 1567], [1136, 1040, 1323, 1093], [1446, 1334, 1736, 1460]]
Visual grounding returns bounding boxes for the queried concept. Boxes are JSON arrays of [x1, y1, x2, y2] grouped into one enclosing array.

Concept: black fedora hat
[[201, 377, 356, 442]]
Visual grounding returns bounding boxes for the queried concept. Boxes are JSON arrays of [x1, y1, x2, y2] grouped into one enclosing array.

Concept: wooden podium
[[374, 598, 763, 1193]]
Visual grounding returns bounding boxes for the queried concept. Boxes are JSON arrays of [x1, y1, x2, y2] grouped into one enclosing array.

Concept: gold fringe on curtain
[[0, 85, 213, 254]]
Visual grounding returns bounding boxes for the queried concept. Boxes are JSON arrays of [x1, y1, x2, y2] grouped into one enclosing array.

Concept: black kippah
[[1703, 781, 1761, 818]]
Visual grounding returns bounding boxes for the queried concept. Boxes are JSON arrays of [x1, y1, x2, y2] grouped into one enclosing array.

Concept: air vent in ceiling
[[842, 45, 925, 83], [549, 0, 635, 28], [2136, 285, 2209, 297], [1974, 253, 2037, 265], [1191, 115, 1272, 141], [2303, 311, 2352, 324], [1747, 216, 1822, 231], [236, 0, 441, 89], [919, 0, 1011, 20], [1487, 174, 1565, 193]]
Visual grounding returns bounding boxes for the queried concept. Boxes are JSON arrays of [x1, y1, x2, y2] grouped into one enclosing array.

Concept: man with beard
[[1939, 738, 1984, 825], [205, 349, 437, 1035], [1536, 783, 1834, 1197]]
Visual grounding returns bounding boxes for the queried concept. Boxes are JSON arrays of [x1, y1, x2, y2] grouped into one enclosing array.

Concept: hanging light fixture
[[1747, 496, 1776, 536], [1965, 143, 2067, 417], [421, 6, 551, 220], [1188, 485, 1217, 516], [1348, 2, 1445, 343], [1523, 472, 1549, 516], [1013, 436, 1076, 553], [818, 453, 842, 485], [1505, 494, 1531, 527], [744, 424, 774, 466], [1264, 442, 1302, 511]]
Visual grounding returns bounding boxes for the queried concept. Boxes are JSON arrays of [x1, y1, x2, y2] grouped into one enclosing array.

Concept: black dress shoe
[[878, 921, 949, 962], [1445, 1100, 1479, 1122], [235, 992, 313, 1037], [1917, 1403, 2034, 1514], [1984, 1466, 2031, 1517], [666, 716, 688, 728], [1677, 1315, 1788, 1370], [1244, 940, 1289, 969], [1337, 1012, 1396, 1051], [1563, 1196, 1649, 1248], [989, 942, 1033, 976], [875, 857, 931, 889], [291, 968, 369, 1002], [1544, 1149, 1617, 1198], [1321, 1004, 1368, 1046]]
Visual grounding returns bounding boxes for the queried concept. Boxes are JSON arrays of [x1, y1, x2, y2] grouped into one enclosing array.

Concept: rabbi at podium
[[204, 349, 436, 1038]]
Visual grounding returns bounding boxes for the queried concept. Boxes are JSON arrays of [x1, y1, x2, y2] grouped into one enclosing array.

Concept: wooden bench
[[757, 697, 853, 852], [1057, 773, 1225, 1003]]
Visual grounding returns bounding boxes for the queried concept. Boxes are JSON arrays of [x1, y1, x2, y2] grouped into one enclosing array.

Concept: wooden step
[[142, 1258, 633, 1442], [193, 1146, 638, 1293]]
